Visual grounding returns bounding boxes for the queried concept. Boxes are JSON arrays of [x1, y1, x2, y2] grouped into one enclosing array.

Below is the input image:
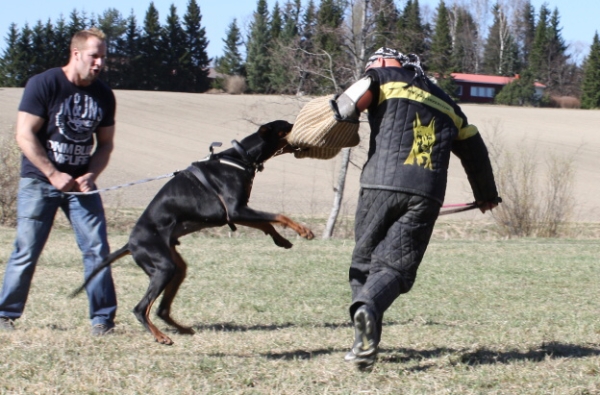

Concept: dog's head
[[240, 120, 294, 164]]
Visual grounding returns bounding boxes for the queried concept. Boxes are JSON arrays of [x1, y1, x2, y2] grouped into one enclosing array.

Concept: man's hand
[[477, 197, 502, 213], [48, 170, 75, 192], [73, 173, 97, 193]]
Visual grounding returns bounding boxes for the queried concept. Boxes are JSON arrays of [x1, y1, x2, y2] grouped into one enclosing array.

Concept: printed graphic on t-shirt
[[55, 93, 103, 143], [404, 113, 435, 170]]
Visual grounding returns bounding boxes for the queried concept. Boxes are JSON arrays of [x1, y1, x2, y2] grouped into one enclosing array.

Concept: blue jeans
[[0, 178, 117, 327]]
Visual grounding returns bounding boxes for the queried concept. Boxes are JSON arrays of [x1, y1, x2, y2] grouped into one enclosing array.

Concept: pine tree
[[183, 0, 211, 92], [246, 0, 271, 93], [139, 2, 163, 91], [30, 21, 49, 76], [580, 32, 600, 109], [450, 6, 478, 73], [114, 11, 141, 89], [372, 0, 398, 50], [429, 0, 452, 73], [97, 9, 127, 87], [398, 0, 425, 54], [495, 68, 537, 106], [160, 4, 187, 91], [482, 3, 518, 76], [271, 2, 283, 40], [215, 19, 244, 77], [52, 17, 70, 68], [315, 0, 344, 55], [281, 0, 301, 42], [0, 24, 22, 86], [67, 9, 87, 38], [515, 0, 535, 70], [529, 4, 549, 80]]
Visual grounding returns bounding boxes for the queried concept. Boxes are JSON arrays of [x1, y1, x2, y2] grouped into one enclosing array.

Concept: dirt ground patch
[[1, 87, 599, 222]]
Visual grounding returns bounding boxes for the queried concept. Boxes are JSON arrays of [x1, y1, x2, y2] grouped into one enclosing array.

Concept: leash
[[438, 202, 478, 216], [438, 197, 503, 216], [64, 172, 178, 196]]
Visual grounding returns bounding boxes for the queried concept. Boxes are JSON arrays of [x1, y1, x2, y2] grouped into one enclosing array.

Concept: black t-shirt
[[18, 67, 116, 181]]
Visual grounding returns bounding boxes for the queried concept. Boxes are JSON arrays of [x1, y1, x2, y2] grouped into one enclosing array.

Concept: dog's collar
[[231, 140, 265, 172]]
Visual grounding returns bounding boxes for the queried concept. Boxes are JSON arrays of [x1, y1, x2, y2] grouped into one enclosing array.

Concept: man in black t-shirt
[[0, 28, 117, 335]]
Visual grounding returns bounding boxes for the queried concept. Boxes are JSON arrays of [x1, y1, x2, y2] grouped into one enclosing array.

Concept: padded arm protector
[[330, 76, 372, 123], [451, 133, 499, 203]]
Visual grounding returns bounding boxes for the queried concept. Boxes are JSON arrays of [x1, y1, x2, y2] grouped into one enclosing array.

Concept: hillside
[[1, 87, 599, 222]]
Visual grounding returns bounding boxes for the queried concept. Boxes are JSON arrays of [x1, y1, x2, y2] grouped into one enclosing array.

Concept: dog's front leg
[[231, 207, 314, 246], [237, 221, 294, 248]]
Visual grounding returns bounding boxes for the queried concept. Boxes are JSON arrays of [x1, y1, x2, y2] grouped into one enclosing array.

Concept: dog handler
[[0, 28, 117, 335], [334, 47, 500, 370]]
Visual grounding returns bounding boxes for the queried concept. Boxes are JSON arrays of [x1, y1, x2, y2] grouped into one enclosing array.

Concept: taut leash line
[[64, 172, 178, 196]]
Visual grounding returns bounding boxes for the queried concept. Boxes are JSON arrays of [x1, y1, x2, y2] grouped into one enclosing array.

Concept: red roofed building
[[450, 73, 546, 103]]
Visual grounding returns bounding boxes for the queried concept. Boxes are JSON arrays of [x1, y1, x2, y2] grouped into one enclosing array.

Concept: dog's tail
[[70, 244, 131, 298]]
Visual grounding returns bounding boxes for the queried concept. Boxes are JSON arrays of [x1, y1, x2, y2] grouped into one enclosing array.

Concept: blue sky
[[0, 0, 596, 63]]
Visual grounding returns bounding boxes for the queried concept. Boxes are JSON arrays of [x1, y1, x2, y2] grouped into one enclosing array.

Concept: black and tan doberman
[[73, 120, 314, 345]]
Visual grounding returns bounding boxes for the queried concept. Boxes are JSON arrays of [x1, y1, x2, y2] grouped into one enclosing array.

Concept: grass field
[[0, 224, 598, 394]]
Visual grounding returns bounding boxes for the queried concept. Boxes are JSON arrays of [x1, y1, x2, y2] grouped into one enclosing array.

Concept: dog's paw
[[154, 333, 174, 345], [273, 236, 293, 249], [300, 227, 315, 240]]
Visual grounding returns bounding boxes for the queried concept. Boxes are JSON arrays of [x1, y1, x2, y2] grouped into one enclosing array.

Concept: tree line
[[1, 0, 599, 108]]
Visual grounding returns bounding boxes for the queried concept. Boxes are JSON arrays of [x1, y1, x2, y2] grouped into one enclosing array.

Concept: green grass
[[0, 226, 599, 394]]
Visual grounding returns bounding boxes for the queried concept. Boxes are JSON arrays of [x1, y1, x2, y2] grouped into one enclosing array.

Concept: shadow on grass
[[380, 341, 600, 371], [457, 341, 600, 365], [192, 321, 353, 332]]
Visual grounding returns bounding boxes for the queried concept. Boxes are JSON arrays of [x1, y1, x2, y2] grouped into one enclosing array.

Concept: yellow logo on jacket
[[404, 113, 435, 170]]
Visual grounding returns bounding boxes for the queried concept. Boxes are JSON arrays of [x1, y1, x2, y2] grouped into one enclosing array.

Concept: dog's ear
[[258, 125, 271, 135]]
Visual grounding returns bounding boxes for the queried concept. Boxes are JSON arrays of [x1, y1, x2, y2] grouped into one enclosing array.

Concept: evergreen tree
[[580, 32, 600, 109], [246, 0, 271, 93], [139, 2, 163, 91], [215, 19, 244, 76], [114, 11, 141, 89], [281, 0, 301, 42], [52, 16, 71, 67], [515, 0, 535, 70], [529, 3, 550, 80], [271, 2, 283, 40], [429, 0, 452, 73], [312, 0, 346, 93], [315, 0, 344, 55], [0, 24, 22, 86], [495, 68, 537, 106], [372, 0, 398, 50], [98, 8, 127, 87], [183, 0, 211, 92], [16, 24, 35, 85], [160, 4, 187, 91], [482, 3, 518, 76], [67, 9, 88, 38], [450, 6, 478, 73], [30, 21, 49, 76], [397, 0, 425, 54]]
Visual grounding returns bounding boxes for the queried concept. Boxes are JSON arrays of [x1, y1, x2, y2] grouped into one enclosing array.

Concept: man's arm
[[15, 111, 75, 191], [74, 125, 115, 192]]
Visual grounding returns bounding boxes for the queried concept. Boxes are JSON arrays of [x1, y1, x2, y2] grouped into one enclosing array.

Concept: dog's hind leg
[[155, 246, 195, 335], [131, 243, 178, 345]]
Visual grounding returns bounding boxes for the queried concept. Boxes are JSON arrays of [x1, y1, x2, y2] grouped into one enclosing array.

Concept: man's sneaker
[[91, 323, 114, 336], [344, 305, 379, 371], [0, 316, 15, 331]]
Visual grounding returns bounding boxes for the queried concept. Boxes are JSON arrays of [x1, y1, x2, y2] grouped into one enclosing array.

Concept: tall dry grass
[[485, 120, 577, 238], [0, 133, 20, 226]]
